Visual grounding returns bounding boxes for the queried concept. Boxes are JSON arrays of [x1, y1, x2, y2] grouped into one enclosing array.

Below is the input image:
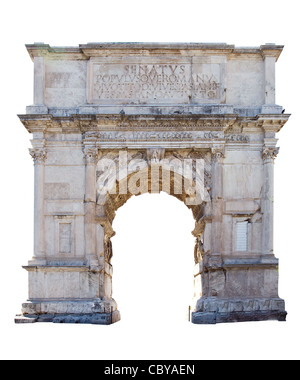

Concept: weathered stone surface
[[193, 296, 287, 324], [192, 310, 287, 324], [16, 42, 289, 324], [14, 315, 38, 324]]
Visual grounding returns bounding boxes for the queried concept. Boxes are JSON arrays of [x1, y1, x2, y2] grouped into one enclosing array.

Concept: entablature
[[18, 113, 290, 139]]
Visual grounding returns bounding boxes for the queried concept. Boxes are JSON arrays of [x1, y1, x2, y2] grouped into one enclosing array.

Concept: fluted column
[[262, 146, 279, 255], [83, 147, 98, 266], [29, 147, 46, 263]]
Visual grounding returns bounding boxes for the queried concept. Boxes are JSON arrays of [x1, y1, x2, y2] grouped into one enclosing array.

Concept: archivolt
[[96, 150, 211, 224]]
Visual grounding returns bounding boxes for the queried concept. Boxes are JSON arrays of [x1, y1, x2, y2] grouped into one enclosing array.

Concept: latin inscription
[[46, 72, 72, 88], [91, 63, 221, 103]]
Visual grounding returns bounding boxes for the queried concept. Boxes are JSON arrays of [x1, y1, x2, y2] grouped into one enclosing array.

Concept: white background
[[0, 0, 300, 360]]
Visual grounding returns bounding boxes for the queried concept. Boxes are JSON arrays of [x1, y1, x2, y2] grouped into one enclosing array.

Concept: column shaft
[[211, 147, 224, 254], [84, 148, 98, 266], [262, 147, 278, 255], [34, 57, 45, 105], [29, 148, 46, 261]]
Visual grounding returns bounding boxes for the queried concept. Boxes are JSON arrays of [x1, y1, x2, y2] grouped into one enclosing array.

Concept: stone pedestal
[[192, 297, 286, 324], [17, 300, 120, 325], [15, 265, 120, 324]]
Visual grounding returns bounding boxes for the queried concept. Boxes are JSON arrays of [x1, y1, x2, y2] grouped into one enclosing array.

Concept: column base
[[192, 297, 287, 324], [15, 299, 121, 325]]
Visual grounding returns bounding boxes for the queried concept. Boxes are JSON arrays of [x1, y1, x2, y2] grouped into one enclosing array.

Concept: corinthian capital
[[211, 146, 225, 162], [84, 147, 99, 164], [262, 146, 279, 162], [29, 148, 47, 164]]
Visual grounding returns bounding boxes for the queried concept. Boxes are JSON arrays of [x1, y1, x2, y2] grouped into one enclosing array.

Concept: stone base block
[[192, 310, 287, 324], [16, 299, 120, 325], [16, 311, 120, 325], [14, 315, 38, 324], [192, 296, 287, 324]]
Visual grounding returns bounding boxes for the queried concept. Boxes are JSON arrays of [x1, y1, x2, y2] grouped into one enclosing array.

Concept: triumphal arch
[[16, 42, 290, 324]]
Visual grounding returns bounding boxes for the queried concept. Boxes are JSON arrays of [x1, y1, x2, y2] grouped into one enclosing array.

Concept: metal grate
[[236, 221, 248, 251]]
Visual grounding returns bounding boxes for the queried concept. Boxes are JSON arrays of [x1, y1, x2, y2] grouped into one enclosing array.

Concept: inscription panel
[[88, 57, 225, 105], [59, 223, 72, 254], [54, 216, 75, 257]]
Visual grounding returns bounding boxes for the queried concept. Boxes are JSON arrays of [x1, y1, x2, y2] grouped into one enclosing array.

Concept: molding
[[18, 113, 291, 136], [25, 42, 284, 61], [23, 265, 89, 272]]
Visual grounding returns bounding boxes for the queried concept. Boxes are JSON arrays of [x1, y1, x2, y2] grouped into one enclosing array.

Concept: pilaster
[[264, 56, 276, 105], [83, 146, 99, 266], [33, 56, 45, 106], [210, 145, 225, 256]]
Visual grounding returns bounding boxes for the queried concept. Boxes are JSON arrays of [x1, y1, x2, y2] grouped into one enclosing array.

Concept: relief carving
[[194, 236, 204, 264], [211, 146, 225, 161], [104, 238, 113, 263], [147, 148, 165, 163], [203, 132, 222, 140], [225, 134, 249, 143]]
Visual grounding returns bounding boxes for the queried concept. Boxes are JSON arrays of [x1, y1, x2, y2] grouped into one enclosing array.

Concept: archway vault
[[16, 42, 289, 324], [97, 148, 211, 223], [92, 149, 211, 323], [110, 191, 197, 324]]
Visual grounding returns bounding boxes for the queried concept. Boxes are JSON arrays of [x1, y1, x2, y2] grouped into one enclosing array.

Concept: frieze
[[225, 134, 250, 143], [83, 130, 225, 142], [84, 130, 194, 141], [115, 118, 231, 131], [204, 132, 222, 139]]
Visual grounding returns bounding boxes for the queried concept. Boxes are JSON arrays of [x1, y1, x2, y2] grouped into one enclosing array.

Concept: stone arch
[[16, 42, 289, 325], [93, 150, 212, 321], [96, 150, 211, 226]]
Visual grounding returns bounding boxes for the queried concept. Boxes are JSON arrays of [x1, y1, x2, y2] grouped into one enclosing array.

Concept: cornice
[[18, 114, 53, 133], [18, 113, 290, 135], [260, 44, 285, 61], [25, 43, 87, 61], [256, 113, 291, 133], [25, 42, 284, 61]]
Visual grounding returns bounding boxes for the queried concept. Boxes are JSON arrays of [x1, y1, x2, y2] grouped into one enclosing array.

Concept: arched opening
[[111, 192, 195, 325], [96, 150, 211, 324]]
